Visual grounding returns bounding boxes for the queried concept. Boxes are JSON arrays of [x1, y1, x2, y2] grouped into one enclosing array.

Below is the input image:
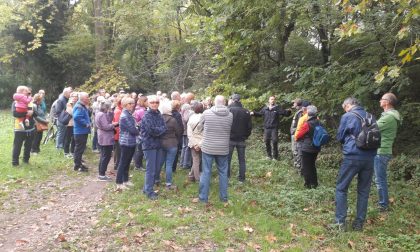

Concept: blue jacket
[[73, 101, 91, 135], [141, 109, 167, 150], [119, 109, 139, 147], [336, 106, 376, 159]]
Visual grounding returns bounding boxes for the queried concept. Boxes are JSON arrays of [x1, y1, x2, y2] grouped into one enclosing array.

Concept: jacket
[[228, 101, 252, 142], [96, 111, 115, 146], [113, 105, 122, 141], [161, 114, 183, 149], [336, 106, 377, 159], [290, 109, 304, 135], [33, 103, 48, 124], [133, 106, 147, 124], [377, 109, 401, 155], [254, 104, 291, 129], [12, 101, 36, 132], [66, 102, 75, 127], [140, 109, 167, 150], [119, 109, 139, 147], [54, 94, 68, 118], [73, 101, 91, 135], [187, 113, 203, 148], [200, 105, 233, 155], [181, 103, 193, 135], [295, 116, 321, 153]]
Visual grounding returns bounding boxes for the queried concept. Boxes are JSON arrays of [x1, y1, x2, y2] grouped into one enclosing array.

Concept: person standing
[[12, 87, 35, 166], [198, 95, 233, 203], [31, 94, 49, 154], [334, 97, 377, 231], [141, 95, 167, 200], [116, 97, 139, 189], [133, 95, 148, 170], [295, 105, 321, 189], [96, 100, 118, 181], [72, 92, 91, 172], [374, 93, 401, 212], [64, 92, 78, 158], [180, 92, 194, 169], [187, 102, 204, 182], [290, 98, 303, 169], [227, 94, 252, 183], [251, 96, 291, 160], [55, 87, 72, 149], [112, 95, 124, 170]]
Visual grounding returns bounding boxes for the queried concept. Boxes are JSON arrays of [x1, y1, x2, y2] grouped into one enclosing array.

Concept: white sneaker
[[116, 184, 128, 190], [124, 181, 134, 187]]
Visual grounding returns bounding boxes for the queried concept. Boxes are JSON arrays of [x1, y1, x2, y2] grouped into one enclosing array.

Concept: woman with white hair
[[116, 97, 139, 189], [158, 100, 183, 189], [141, 95, 167, 199], [295, 105, 322, 189], [96, 100, 118, 181]]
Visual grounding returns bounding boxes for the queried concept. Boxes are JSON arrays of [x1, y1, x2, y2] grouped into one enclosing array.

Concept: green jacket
[[377, 109, 401, 155]]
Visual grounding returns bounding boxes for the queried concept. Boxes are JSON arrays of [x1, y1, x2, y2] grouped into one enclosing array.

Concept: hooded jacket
[[377, 109, 401, 155], [336, 106, 377, 159], [161, 114, 183, 149], [140, 109, 167, 150], [73, 101, 91, 135], [200, 105, 233, 155], [228, 101, 252, 142]]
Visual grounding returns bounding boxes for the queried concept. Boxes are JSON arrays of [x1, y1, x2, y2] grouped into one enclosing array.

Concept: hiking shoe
[[378, 206, 389, 213], [352, 221, 364, 232], [327, 222, 346, 232], [93, 149, 100, 153], [166, 184, 177, 190], [147, 192, 158, 200], [98, 175, 113, 181], [116, 184, 128, 191]]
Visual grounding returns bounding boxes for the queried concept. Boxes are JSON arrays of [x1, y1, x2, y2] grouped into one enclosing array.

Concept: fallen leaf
[[163, 213, 173, 217], [192, 198, 199, 203], [389, 197, 395, 203], [56, 233, 66, 242], [15, 239, 29, 246], [243, 226, 254, 233], [128, 211, 135, 219], [348, 240, 355, 250], [303, 208, 309, 212], [265, 233, 277, 243], [266, 171, 272, 178]]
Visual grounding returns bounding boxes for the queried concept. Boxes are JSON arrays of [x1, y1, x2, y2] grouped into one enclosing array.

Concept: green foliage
[[78, 63, 129, 95]]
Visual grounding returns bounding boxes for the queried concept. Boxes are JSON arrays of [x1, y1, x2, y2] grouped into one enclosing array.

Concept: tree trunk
[[94, 0, 105, 70]]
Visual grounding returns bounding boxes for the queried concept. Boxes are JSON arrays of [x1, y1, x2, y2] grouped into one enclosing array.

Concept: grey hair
[[100, 100, 112, 112], [342, 97, 360, 108], [306, 105, 318, 116], [159, 100, 172, 115], [121, 97, 135, 106], [78, 92, 89, 99], [214, 95, 225, 106]]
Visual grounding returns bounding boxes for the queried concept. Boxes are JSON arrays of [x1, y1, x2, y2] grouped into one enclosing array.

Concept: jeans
[[160, 146, 178, 185], [228, 140, 247, 182], [143, 149, 163, 196], [180, 135, 192, 168], [12, 131, 34, 165], [56, 121, 66, 149], [73, 134, 88, 168], [64, 126, 75, 154], [133, 141, 144, 168], [99, 145, 113, 176], [335, 157, 374, 224], [116, 145, 136, 184], [31, 130, 43, 153], [301, 151, 318, 188], [199, 152, 229, 202], [374, 154, 392, 208]]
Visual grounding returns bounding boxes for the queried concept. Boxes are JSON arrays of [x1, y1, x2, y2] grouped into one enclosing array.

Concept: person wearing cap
[[290, 98, 303, 169], [251, 96, 291, 160], [291, 100, 311, 172], [227, 94, 252, 182]]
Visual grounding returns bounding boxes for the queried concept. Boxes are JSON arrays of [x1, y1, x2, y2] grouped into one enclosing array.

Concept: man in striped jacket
[[198, 95, 233, 203]]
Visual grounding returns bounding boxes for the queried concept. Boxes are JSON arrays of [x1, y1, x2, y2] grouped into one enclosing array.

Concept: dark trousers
[[180, 135, 192, 168], [172, 143, 181, 172], [92, 129, 99, 150], [12, 131, 34, 165], [301, 151, 319, 188], [64, 126, 75, 154], [31, 130, 43, 153], [116, 145, 136, 184], [228, 141, 247, 181], [113, 140, 121, 170], [99, 145, 113, 176], [264, 128, 278, 159], [73, 134, 88, 168], [133, 142, 144, 168]]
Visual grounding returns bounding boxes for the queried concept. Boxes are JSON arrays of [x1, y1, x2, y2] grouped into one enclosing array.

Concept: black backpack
[[351, 111, 381, 150]]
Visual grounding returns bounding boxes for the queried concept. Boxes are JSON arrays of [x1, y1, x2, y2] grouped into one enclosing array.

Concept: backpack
[[351, 111, 381, 150], [58, 109, 72, 125], [312, 123, 330, 148]]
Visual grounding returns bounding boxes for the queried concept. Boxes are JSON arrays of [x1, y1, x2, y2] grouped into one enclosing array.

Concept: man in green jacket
[[374, 92, 401, 212]]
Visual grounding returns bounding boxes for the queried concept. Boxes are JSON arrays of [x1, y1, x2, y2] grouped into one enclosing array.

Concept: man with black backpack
[[333, 97, 378, 232]]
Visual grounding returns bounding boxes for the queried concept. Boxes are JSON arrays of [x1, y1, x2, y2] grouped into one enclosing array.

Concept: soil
[[0, 166, 114, 251]]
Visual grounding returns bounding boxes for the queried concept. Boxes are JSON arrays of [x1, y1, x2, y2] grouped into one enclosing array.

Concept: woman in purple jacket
[[95, 100, 118, 181]]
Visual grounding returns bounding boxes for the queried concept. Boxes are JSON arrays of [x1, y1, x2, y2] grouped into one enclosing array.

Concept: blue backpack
[[312, 124, 330, 148]]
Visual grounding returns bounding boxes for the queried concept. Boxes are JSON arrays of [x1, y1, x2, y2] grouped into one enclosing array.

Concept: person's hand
[[250, 111, 254, 116], [112, 122, 119, 126], [27, 110, 33, 116]]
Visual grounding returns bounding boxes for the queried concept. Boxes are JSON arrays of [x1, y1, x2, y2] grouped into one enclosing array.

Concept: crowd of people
[[10, 86, 400, 231]]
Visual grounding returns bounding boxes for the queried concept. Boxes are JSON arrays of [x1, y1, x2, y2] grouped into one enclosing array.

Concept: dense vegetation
[[0, 0, 419, 153]]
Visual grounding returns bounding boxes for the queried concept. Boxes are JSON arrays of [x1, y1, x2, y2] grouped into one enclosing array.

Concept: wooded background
[[0, 0, 419, 153]]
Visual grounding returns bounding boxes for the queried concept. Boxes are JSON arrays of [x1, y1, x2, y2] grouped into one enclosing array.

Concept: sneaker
[[93, 149, 100, 153], [378, 206, 389, 213], [116, 184, 128, 190], [155, 181, 161, 186], [166, 184, 177, 190], [134, 166, 144, 171], [124, 181, 134, 187], [352, 221, 364, 232], [147, 192, 158, 200], [31, 152, 38, 156], [265, 156, 272, 160], [98, 175, 113, 181]]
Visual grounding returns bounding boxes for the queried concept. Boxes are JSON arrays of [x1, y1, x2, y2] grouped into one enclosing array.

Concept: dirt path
[[0, 167, 114, 251]]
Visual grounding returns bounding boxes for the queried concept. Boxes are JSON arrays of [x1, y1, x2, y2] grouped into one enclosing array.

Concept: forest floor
[[0, 111, 418, 251]]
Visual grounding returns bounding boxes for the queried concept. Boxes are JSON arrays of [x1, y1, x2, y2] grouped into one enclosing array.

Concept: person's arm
[[246, 112, 252, 138], [96, 113, 115, 131], [73, 106, 90, 128], [336, 114, 350, 143], [277, 107, 291, 116], [295, 122, 309, 141], [251, 107, 265, 116]]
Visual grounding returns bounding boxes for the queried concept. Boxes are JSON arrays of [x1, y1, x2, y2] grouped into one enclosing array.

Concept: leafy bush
[[388, 154, 420, 183]]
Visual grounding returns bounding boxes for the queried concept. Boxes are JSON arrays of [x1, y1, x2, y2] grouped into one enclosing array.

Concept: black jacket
[[299, 116, 321, 153], [254, 104, 291, 129], [229, 102, 252, 142], [54, 94, 68, 118]]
